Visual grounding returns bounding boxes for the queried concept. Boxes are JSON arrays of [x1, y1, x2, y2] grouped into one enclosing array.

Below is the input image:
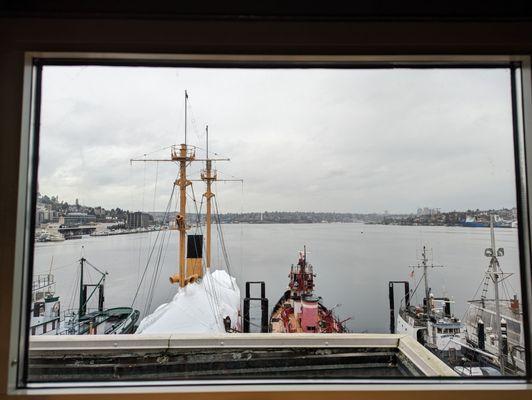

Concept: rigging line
[[500, 259, 518, 295], [145, 227, 169, 315], [149, 161, 160, 251], [36, 259, 78, 273], [194, 194, 222, 331], [197, 196, 206, 272], [213, 196, 236, 290], [152, 221, 175, 308], [239, 180, 244, 288], [189, 184, 203, 229], [84, 260, 107, 277], [202, 269, 221, 327], [461, 275, 488, 322], [190, 187, 223, 321], [144, 202, 174, 314], [130, 184, 176, 308], [131, 145, 174, 160], [205, 268, 225, 328], [407, 271, 425, 306], [137, 159, 148, 285], [502, 280, 514, 303], [185, 98, 204, 145], [145, 191, 176, 313], [216, 169, 243, 181], [66, 263, 80, 312], [189, 189, 224, 324]]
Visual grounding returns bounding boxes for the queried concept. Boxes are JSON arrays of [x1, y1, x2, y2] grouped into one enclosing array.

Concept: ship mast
[[130, 91, 231, 287], [487, 214, 505, 374], [410, 246, 443, 319], [173, 143, 194, 287], [202, 125, 216, 270]]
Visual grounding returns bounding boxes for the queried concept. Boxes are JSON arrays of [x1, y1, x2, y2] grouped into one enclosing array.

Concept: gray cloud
[[38, 66, 516, 213]]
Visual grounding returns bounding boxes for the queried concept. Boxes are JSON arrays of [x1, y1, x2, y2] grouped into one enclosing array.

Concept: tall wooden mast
[[170, 143, 194, 286], [131, 91, 232, 287], [201, 125, 216, 270]]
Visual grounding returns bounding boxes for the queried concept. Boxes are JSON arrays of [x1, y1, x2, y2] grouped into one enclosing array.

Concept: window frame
[[6, 52, 532, 396]]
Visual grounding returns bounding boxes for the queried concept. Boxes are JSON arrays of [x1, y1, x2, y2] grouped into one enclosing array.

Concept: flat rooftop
[[28, 333, 456, 383]]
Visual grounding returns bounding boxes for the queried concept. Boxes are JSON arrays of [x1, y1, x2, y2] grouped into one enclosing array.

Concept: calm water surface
[[33, 223, 521, 333]]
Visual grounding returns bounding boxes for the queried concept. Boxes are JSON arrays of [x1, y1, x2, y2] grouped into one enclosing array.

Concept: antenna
[[184, 90, 188, 146], [48, 255, 54, 276], [409, 246, 444, 318], [487, 213, 505, 374]]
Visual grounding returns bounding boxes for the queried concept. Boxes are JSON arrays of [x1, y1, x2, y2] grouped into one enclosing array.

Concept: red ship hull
[[269, 250, 347, 333]]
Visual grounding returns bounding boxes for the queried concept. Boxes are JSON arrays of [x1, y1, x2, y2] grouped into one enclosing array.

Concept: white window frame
[[7, 52, 532, 396]]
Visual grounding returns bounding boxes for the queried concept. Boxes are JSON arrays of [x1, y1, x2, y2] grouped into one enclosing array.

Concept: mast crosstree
[[131, 91, 239, 288], [409, 246, 444, 318]]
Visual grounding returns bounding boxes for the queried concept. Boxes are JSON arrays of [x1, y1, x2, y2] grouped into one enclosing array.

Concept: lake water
[[33, 223, 521, 333]]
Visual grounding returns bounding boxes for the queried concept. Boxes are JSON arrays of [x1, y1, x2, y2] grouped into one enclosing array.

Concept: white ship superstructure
[[463, 215, 525, 375], [392, 246, 465, 360]]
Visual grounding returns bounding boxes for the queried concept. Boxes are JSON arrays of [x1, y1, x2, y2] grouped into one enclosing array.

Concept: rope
[[136, 159, 148, 286], [144, 224, 171, 315], [148, 161, 159, 251], [35, 259, 78, 273], [130, 183, 176, 309], [143, 199, 175, 314], [189, 184, 224, 324], [213, 196, 235, 290]]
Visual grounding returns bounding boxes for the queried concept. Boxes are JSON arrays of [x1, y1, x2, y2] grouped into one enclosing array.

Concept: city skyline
[[38, 66, 517, 213], [36, 191, 517, 217]]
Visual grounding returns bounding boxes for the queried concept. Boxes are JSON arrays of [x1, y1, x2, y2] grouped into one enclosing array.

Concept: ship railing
[[32, 274, 55, 291], [58, 308, 109, 335]]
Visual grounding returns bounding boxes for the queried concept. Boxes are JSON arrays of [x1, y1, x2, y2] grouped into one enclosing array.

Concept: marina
[[33, 223, 521, 335]]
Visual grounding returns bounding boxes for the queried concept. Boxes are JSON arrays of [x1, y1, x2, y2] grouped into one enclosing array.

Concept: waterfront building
[[127, 211, 152, 228], [59, 212, 96, 227]]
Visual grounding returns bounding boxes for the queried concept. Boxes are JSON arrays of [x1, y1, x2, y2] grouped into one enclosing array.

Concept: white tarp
[[136, 269, 241, 334]]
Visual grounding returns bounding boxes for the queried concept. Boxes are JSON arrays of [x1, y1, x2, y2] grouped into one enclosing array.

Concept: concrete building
[[59, 212, 96, 227], [127, 211, 152, 229]]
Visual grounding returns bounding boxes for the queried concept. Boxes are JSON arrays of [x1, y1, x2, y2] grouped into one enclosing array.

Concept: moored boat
[[30, 256, 139, 335], [462, 215, 525, 375], [389, 246, 465, 363], [270, 248, 347, 333]]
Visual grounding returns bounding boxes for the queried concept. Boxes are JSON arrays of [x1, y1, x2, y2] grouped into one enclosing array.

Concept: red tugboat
[[270, 248, 347, 333]]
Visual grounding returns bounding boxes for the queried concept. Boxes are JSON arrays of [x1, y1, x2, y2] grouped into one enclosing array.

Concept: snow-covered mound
[[136, 269, 241, 334]]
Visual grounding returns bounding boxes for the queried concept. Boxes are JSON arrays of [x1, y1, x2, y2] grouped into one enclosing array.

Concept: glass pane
[[28, 65, 526, 383]]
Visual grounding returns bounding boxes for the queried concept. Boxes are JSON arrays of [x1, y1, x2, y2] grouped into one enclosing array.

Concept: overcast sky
[[38, 66, 516, 214]]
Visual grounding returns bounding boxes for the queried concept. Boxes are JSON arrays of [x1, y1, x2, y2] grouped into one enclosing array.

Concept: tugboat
[[389, 246, 465, 363], [270, 248, 347, 333], [462, 215, 526, 375], [30, 255, 139, 335]]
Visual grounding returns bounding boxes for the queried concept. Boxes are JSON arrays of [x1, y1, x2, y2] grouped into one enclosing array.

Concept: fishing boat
[[389, 246, 465, 363], [30, 256, 139, 335], [462, 215, 526, 375], [270, 248, 347, 333], [132, 91, 242, 334]]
